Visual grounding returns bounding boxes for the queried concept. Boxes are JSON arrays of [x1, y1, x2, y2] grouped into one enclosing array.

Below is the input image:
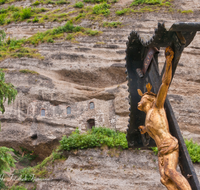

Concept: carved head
[[137, 83, 156, 112]]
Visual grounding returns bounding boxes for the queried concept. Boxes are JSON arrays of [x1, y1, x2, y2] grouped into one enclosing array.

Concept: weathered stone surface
[[19, 149, 200, 190], [0, 1, 200, 162]]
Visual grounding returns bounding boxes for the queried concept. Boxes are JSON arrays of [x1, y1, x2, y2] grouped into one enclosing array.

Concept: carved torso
[[145, 103, 173, 148]]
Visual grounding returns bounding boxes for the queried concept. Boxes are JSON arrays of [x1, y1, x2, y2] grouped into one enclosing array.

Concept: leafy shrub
[[74, 1, 84, 8], [93, 3, 110, 16], [60, 127, 128, 151], [0, 147, 16, 175], [130, 0, 161, 6], [32, 16, 39, 22], [20, 7, 32, 20], [32, 0, 40, 6], [185, 139, 200, 163], [103, 21, 121, 28], [116, 8, 129, 15], [0, 148, 15, 173], [12, 11, 20, 20]]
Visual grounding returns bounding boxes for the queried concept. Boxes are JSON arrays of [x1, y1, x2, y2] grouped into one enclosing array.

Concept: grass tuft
[[74, 1, 84, 8], [19, 69, 39, 75], [130, 0, 161, 6], [93, 3, 110, 16], [116, 8, 130, 15], [103, 21, 121, 28]]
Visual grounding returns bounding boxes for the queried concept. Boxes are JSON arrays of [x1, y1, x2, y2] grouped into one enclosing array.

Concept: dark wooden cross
[[125, 22, 200, 190]]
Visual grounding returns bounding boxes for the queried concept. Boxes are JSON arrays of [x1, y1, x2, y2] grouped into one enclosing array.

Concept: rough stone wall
[[0, 0, 200, 159], [27, 98, 117, 131], [16, 148, 200, 190]]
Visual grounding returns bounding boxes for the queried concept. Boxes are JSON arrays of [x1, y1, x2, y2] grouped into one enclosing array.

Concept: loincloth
[[157, 136, 179, 157]]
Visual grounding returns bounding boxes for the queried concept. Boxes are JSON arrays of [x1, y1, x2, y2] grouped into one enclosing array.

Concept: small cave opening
[[87, 119, 95, 130], [31, 133, 38, 140]]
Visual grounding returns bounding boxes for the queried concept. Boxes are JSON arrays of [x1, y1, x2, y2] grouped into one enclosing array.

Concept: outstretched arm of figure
[[156, 46, 174, 108]]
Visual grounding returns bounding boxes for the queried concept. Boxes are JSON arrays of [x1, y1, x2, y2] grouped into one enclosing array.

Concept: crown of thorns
[[137, 83, 157, 97]]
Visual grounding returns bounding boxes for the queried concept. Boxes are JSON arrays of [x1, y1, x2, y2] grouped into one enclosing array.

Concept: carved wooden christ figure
[[137, 46, 191, 190]]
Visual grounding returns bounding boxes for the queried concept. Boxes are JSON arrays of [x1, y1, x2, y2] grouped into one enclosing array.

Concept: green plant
[[12, 11, 20, 20], [103, 21, 121, 28], [0, 147, 16, 174], [0, 0, 6, 4], [56, 0, 70, 4], [0, 30, 6, 45], [0, 15, 5, 25], [151, 146, 158, 155], [75, 13, 86, 21], [84, 29, 99, 36], [45, 0, 55, 4], [84, 0, 104, 3], [32, 0, 40, 6], [93, 3, 110, 16], [20, 7, 32, 20], [66, 33, 74, 40], [13, 147, 38, 166], [165, 1, 171, 6], [181, 10, 193, 14], [27, 21, 100, 45], [14, 167, 34, 182], [6, 19, 11, 24], [47, 38, 54, 43], [0, 70, 17, 113], [130, 0, 161, 6], [32, 16, 39, 22], [0, 147, 16, 189], [60, 127, 128, 151], [10, 185, 28, 190], [74, 1, 84, 8], [19, 69, 39, 75], [116, 8, 129, 15], [185, 139, 200, 163]]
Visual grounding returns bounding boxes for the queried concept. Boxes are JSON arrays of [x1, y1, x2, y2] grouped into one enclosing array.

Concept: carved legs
[[158, 151, 191, 190]]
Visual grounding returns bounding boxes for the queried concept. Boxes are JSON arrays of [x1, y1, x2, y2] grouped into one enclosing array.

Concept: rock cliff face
[[0, 0, 200, 160], [16, 148, 200, 190]]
